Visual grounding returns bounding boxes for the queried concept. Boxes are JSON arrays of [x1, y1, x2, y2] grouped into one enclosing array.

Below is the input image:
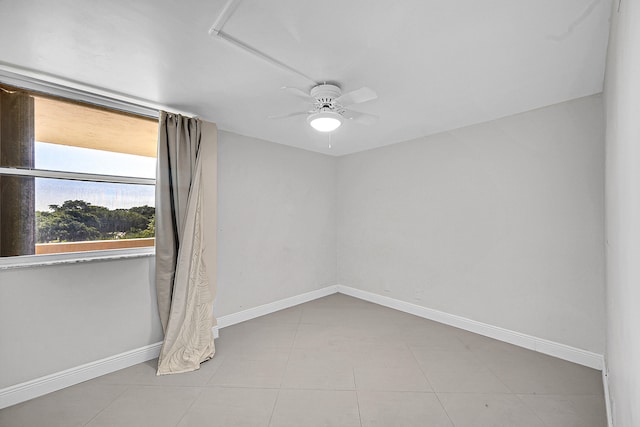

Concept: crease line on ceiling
[[208, 0, 317, 85]]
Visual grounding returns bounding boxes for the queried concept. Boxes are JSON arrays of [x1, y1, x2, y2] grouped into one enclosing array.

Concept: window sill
[[0, 247, 155, 271]]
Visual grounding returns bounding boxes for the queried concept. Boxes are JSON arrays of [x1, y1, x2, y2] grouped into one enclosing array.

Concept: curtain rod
[[0, 63, 197, 120]]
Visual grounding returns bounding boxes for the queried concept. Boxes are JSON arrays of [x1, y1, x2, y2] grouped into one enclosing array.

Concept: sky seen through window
[[34, 142, 156, 211]]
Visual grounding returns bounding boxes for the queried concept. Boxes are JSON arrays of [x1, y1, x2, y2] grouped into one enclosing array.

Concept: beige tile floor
[[0, 294, 607, 426]]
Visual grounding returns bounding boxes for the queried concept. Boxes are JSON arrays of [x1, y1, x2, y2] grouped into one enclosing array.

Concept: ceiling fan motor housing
[[311, 84, 341, 107]]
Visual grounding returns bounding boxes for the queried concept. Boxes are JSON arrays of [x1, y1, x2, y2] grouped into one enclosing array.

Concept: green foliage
[[131, 215, 155, 239], [36, 200, 155, 243]]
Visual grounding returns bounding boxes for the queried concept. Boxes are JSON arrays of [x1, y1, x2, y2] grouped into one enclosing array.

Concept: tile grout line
[[457, 338, 515, 396], [82, 384, 132, 426], [267, 387, 280, 426], [513, 393, 553, 427], [353, 367, 363, 427], [412, 333, 549, 425], [203, 346, 226, 385], [172, 387, 205, 427], [405, 342, 436, 394], [461, 339, 523, 397], [406, 342, 456, 427], [268, 303, 304, 426]]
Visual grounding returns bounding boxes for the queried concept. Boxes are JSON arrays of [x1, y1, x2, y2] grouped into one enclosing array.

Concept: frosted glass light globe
[[308, 111, 342, 132]]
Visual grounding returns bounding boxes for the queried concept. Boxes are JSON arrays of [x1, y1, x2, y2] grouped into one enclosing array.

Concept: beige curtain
[[155, 112, 216, 375]]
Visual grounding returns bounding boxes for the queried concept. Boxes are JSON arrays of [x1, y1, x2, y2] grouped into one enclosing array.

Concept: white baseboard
[[602, 361, 613, 427], [0, 342, 162, 409], [337, 285, 604, 370], [0, 285, 337, 410], [214, 285, 339, 330]]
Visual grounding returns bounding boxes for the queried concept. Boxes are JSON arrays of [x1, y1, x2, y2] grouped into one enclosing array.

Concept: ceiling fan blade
[[336, 87, 377, 106], [281, 86, 314, 101], [342, 110, 378, 125], [268, 111, 309, 120]]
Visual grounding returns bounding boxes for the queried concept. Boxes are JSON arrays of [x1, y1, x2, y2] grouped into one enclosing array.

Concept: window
[[0, 84, 158, 262]]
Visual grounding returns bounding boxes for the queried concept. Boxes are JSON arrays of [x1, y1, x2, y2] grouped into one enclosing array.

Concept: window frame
[[0, 70, 163, 269]]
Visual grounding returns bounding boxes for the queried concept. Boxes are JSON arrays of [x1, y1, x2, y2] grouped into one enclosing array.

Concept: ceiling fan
[[270, 84, 378, 132]]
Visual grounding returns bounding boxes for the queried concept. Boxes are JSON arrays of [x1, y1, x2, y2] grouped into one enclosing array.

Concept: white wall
[[216, 131, 336, 317], [337, 95, 605, 354], [604, 0, 640, 425], [0, 257, 162, 388]]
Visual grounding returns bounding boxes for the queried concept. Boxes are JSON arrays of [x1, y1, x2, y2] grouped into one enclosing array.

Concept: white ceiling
[[0, 0, 611, 156]]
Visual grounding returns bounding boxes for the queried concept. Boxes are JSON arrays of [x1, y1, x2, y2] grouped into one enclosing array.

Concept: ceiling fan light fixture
[[308, 111, 342, 132]]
